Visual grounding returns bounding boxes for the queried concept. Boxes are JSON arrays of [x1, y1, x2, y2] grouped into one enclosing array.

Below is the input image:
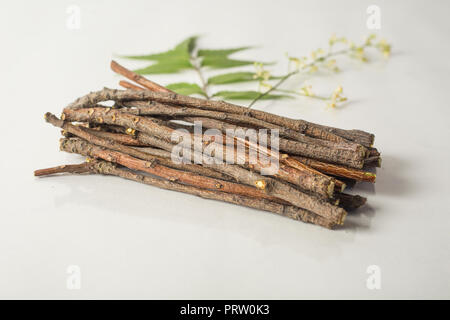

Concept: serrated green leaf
[[207, 72, 282, 85], [165, 82, 207, 97], [201, 57, 256, 69], [212, 90, 290, 100], [198, 47, 252, 58], [207, 72, 256, 84], [122, 50, 189, 61], [133, 59, 193, 74], [122, 36, 197, 61], [174, 36, 197, 54], [122, 36, 197, 74]]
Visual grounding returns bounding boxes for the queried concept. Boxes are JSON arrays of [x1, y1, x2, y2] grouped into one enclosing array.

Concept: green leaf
[[208, 72, 256, 84], [198, 46, 271, 69], [134, 59, 193, 74], [198, 47, 252, 58], [201, 57, 256, 69], [207, 72, 282, 85], [122, 36, 197, 74], [122, 36, 197, 61], [165, 82, 207, 97], [212, 90, 291, 100]]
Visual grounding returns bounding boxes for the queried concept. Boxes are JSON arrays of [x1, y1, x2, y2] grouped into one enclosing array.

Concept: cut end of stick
[[34, 162, 91, 177], [339, 211, 347, 225], [44, 112, 65, 128], [119, 80, 146, 91], [255, 180, 267, 190], [110, 60, 172, 93], [364, 172, 376, 183], [327, 181, 336, 198]]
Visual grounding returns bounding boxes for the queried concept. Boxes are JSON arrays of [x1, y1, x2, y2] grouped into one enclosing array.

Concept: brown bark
[[63, 105, 365, 171], [59, 138, 279, 202], [122, 133, 347, 223], [111, 60, 173, 93], [69, 126, 147, 146], [61, 108, 340, 196], [282, 156, 346, 191], [34, 159, 334, 228], [48, 113, 235, 182], [119, 80, 146, 91], [60, 136, 346, 224], [89, 118, 346, 194], [119, 100, 364, 153], [65, 87, 374, 147], [125, 128, 337, 200], [293, 156, 376, 183], [337, 193, 367, 211], [182, 116, 366, 169], [364, 156, 382, 168], [34, 163, 91, 176]]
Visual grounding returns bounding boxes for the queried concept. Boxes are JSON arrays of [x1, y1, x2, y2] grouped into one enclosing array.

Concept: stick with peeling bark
[[117, 99, 364, 154], [61, 108, 340, 198], [35, 59, 380, 230], [79, 123, 347, 192], [34, 163, 92, 176], [337, 193, 367, 211], [293, 156, 376, 183], [49, 112, 338, 209], [35, 159, 334, 229], [181, 116, 366, 168], [137, 129, 338, 199], [61, 125, 234, 181], [62, 106, 366, 169], [109, 60, 375, 147], [59, 137, 345, 224], [66, 86, 373, 148]]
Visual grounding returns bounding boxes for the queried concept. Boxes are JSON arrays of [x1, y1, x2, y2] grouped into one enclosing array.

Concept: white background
[[1, 0, 449, 299]]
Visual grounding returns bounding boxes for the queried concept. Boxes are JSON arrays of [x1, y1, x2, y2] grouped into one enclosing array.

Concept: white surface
[[1, 0, 449, 299]]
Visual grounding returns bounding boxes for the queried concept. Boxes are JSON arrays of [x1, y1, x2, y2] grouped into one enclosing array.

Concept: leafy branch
[[119, 34, 391, 108], [120, 36, 287, 102], [249, 34, 391, 108]]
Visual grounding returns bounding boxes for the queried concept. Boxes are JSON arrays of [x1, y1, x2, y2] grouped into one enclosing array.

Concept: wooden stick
[[34, 163, 91, 176], [109, 61, 374, 146], [62, 106, 365, 169], [118, 100, 363, 153], [182, 116, 366, 169], [293, 156, 376, 183], [60, 137, 345, 224], [36, 159, 334, 228], [111, 60, 173, 93], [66, 86, 374, 147], [337, 193, 367, 211], [61, 108, 343, 196], [88, 121, 347, 192], [119, 80, 146, 91]]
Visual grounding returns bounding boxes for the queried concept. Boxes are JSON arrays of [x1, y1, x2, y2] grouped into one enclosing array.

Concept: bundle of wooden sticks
[[35, 61, 380, 229]]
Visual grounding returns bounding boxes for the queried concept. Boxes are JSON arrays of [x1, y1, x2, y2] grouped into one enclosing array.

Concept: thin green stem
[[247, 46, 369, 108], [247, 71, 296, 108], [273, 88, 329, 101], [190, 52, 210, 99]]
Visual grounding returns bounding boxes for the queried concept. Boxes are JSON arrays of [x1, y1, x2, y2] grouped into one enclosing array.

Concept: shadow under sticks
[[40, 173, 361, 261], [337, 153, 413, 231], [372, 154, 415, 197]]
